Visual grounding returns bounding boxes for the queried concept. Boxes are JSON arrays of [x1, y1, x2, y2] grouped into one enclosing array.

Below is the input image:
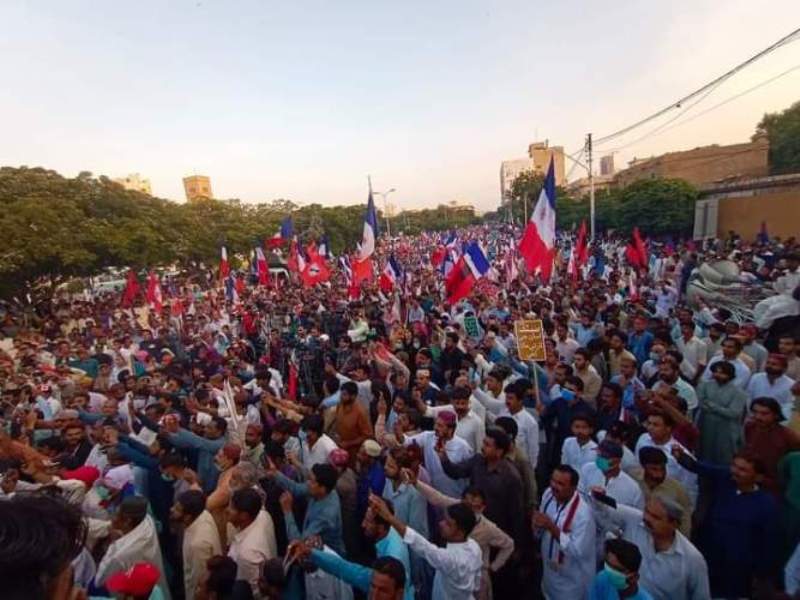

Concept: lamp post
[[374, 188, 397, 237]]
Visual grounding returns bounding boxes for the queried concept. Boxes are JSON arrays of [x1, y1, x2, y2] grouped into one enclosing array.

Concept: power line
[[593, 26, 800, 146]]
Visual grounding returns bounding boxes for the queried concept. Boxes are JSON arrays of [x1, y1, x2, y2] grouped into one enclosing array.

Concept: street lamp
[[373, 188, 397, 237]]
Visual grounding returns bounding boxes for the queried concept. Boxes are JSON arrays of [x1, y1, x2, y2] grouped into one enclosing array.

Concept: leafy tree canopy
[[755, 99, 800, 175]]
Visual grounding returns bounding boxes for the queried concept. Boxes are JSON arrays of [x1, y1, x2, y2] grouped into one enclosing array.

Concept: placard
[[463, 315, 481, 339], [515, 319, 547, 361]]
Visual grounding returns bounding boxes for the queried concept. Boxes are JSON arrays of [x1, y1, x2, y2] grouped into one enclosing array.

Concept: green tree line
[[488, 170, 698, 236], [0, 167, 478, 297]]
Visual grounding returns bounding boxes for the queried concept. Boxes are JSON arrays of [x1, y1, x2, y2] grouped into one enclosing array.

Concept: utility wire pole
[[586, 133, 595, 240]]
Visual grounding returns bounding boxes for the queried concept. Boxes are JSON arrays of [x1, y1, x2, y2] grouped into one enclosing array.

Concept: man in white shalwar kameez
[[533, 465, 596, 600], [95, 496, 171, 599]]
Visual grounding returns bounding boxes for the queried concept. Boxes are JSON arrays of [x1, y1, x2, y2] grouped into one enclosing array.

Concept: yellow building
[[114, 173, 152, 195], [528, 141, 566, 187], [183, 175, 213, 202]]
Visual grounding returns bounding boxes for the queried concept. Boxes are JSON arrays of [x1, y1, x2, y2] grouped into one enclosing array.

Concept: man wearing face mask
[[590, 493, 709, 600], [590, 538, 654, 600], [696, 361, 748, 465], [579, 440, 644, 559]]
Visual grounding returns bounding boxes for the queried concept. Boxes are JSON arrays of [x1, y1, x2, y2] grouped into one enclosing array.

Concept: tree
[[755, 100, 800, 175]]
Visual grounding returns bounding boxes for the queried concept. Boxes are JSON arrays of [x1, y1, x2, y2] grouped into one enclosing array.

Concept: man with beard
[[744, 397, 800, 494], [672, 446, 776, 598], [747, 353, 796, 421], [696, 361, 748, 464]]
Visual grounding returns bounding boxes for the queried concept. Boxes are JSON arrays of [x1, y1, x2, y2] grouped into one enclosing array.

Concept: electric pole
[[586, 133, 595, 240]]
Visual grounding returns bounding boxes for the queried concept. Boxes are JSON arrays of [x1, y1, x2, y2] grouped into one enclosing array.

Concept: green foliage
[[755, 100, 800, 175], [0, 166, 479, 297], [490, 172, 697, 236]]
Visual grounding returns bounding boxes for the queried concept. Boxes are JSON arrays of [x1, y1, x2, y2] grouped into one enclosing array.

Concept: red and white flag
[[518, 157, 557, 281], [146, 272, 163, 312], [255, 247, 270, 286], [219, 246, 230, 280]]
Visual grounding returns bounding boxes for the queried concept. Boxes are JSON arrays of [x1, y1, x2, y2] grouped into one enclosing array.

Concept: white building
[[499, 158, 533, 203], [114, 173, 152, 195]]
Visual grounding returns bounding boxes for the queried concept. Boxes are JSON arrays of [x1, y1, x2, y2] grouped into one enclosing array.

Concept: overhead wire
[[592, 26, 800, 147]]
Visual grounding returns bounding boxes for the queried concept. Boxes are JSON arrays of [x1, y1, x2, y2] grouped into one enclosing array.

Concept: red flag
[[121, 270, 139, 308], [300, 252, 331, 287], [219, 246, 230, 280], [575, 220, 589, 267], [235, 274, 245, 295], [255, 247, 270, 286], [145, 272, 163, 312], [352, 257, 373, 285], [287, 362, 298, 401], [431, 246, 446, 267], [625, 227, 648, 270], [287, 240, 301, 273]]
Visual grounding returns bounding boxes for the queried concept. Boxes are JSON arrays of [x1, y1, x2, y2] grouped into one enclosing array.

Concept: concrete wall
[[715, 187, 800, 240], [615, 135, 769, 188]]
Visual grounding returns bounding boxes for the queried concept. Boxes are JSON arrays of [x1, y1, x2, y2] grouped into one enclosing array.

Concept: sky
[[2, 1, 799, 212]]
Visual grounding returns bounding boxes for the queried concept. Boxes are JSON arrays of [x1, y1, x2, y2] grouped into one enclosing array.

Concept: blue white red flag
[[518, 157, 556, 281]]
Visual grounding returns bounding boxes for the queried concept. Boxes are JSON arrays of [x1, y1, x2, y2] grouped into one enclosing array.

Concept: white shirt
[[596, 502, 710, 600], [578, 463, 644, 509], [675, 336, 708, 378], [635, 434, 698, 506], [471, 386, 506, 424], [228, 509, 278, 596], [425, 405, 485, 452], [747, 372, 796, 421], [508, 408, 540, 468], [553, 335, 581, 364], [301, 434, 339, 473], [702, 355, 751, 389], [404, 431, 474, 498], [402, 526, 482, 600], [539, 489, 596, 600], [560, 437, 598, 473], [183, 510, 222, 599]]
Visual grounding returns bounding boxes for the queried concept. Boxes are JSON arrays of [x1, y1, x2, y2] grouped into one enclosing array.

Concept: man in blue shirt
[[627, 315, 654, 367], [289, 500, 415, 600], [590, 538, 654, 600], [267, 460, 345, 556]]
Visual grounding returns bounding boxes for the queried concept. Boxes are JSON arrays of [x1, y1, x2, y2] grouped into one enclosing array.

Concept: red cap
[[106, 562, 161, 596]]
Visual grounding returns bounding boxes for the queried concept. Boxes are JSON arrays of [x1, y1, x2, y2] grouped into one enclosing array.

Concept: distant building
[[566, 174, 614, 198], [114, 173, 151, 195], [183, 175, 213, 202], [600, 155, 615, 176], [614, 135, 769, 188], [528, 141, 566, 187], [500, 158, 533, 203]]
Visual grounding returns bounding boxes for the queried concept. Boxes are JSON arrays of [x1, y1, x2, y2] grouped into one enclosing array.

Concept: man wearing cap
[[696, 361, 749, 465], [747, 353, 797, 421], [579, 439, 643, 559], [579, 440, 643, 510], [357, 439, 387, 520]]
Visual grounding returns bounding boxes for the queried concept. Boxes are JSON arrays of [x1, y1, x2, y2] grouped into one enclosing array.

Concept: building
[[183, 175, 213, 202], [566, 174, 614, 198], [528, 141, 566, 187], [500, 158, 533, 202], [113, 173, 151, 195], [614, 135, 769, 188], [693, 172, 800, 240], [600, 155, 615, 176]]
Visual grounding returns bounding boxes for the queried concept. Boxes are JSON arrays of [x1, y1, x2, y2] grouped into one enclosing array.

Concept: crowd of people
[[1, 223, 799, 600]]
